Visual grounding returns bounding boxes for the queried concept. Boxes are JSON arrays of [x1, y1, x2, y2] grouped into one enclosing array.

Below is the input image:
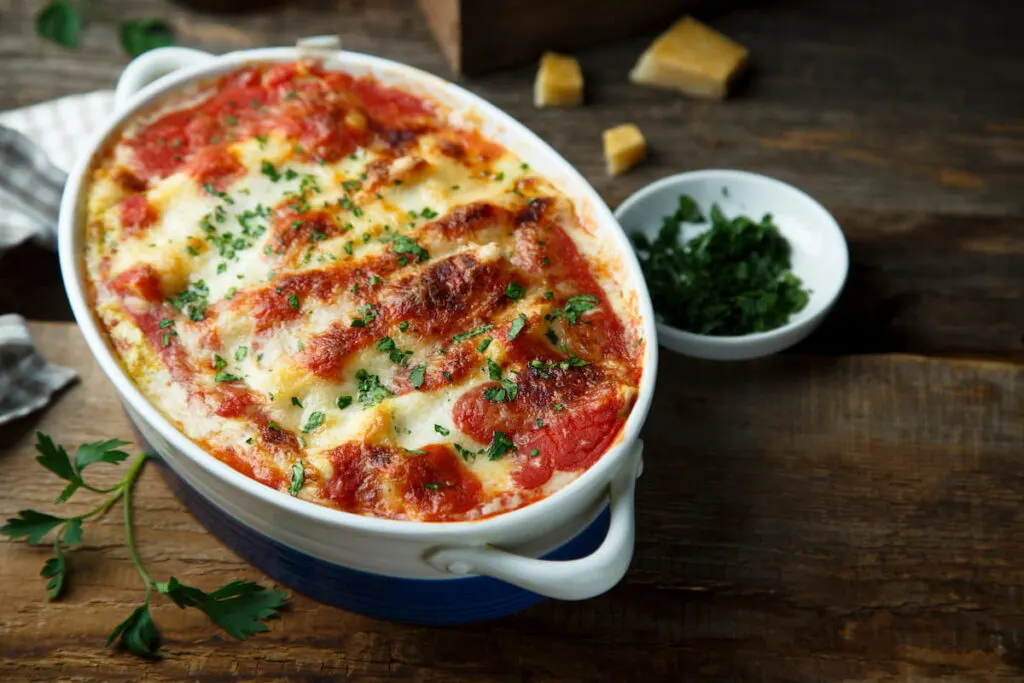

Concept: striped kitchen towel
[[0, 92, 113, 422]]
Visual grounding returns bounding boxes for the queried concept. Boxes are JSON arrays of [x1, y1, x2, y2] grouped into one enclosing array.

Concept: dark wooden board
[[1, 323, 1022, 681], [416, 0, 704, 76]]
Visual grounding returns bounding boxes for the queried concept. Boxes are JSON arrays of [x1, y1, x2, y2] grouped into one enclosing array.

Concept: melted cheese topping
[[84, 60, 642, 521]]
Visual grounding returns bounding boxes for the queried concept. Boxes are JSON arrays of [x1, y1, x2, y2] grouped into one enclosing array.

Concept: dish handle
[[424, 441, 644, 601], [114, 47, 216, 112]]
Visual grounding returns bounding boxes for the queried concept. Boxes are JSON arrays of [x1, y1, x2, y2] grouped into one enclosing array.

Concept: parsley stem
[[120, 454, 155, 593], [79, 489, 124, 521]]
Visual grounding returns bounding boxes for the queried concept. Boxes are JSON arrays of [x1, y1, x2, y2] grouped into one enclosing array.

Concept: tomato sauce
[[126, 62, 442, 186]]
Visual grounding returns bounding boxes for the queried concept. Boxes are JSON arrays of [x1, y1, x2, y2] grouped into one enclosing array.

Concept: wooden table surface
[[1, 0, 1022, 681]]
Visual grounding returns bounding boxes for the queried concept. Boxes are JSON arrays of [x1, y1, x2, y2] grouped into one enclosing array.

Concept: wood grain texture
[[1, 323, 1023, 681], [1, 0, 1021, 356]]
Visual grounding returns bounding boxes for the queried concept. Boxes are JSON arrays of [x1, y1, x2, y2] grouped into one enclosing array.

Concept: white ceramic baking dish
[[58, 38, 658, 623]]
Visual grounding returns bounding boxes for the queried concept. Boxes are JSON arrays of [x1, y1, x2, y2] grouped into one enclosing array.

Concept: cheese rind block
[[534, 52, 584, 108], [603, 124, 646, 176], [629, 16, 748, 100]]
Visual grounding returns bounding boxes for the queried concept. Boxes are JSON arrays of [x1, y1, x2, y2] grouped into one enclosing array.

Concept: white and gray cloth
[[0, 91, 115, 425]]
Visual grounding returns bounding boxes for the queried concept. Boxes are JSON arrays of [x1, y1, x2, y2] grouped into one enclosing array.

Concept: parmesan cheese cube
[[533, 52, 584, 108], [603, 124, 646, 176], [629, 16, 748, 100]]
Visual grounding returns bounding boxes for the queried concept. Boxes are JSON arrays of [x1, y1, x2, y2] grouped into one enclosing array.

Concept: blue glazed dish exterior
[[138, 427, 611, 625]]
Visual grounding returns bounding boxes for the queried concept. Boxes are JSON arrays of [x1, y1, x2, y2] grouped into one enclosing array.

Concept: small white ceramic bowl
[[614, 169, 848, 361]]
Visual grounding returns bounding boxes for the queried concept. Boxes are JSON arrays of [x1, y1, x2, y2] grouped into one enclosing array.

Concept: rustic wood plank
[[0, 323, 1022, 681]]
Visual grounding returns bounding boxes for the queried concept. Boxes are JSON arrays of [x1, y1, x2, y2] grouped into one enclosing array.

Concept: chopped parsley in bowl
[[632, 194, 811, 336], [615, 170, 848, 360]]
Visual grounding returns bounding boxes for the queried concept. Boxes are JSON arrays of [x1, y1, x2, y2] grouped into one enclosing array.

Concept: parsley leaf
[[452, 324, 493, 344], [356, 369, 393, 407], [410, 364, 427, 389], [215, 371, 242, 383], [157, 577, 287, 640], [119, 19, 174, 58], [301, 411, 325, 433], [390, 235, 430, 262], [507, 313, 526, 340], [504, 282, 526, 300], [336, 395, 353, 410], [289, 462, 304, 495], [41, 548, 67, 600], [107, 603, 160, 659], [551, 294, 599, 325], [487, 431, 516, 460], [0, 510, 66, 544], [260, 160, 281, 181], [36, 1, 83, 49], [434, 424, 450, 436]]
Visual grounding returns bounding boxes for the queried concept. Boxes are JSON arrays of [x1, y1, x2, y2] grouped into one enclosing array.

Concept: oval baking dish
[[59, 38, 658, 623]]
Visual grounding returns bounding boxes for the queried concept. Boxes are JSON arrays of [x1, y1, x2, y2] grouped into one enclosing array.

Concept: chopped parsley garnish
[[291, 397, 303, 408], [356, 369, 393, 407], [390, 235, 429, 263], [487, 431, 516, 460], [287, 293, 300, 310], [376, 336, 413, 365], [168, 280, 210, 322], [214, 371, 242, 383], [420, 207, 439, 219], [301, 411, 325, 433], [454, 444, 477, 462], [260, 160, 281, 181], [213, 355, 227, 370], [368, 275, 383, 286], [235, 346, 248, 362], [550, 294, 599, 325], [477, 337, 492, 352], [632, 194, 811, 335], [398, 321, 410, 332], [483, 360, 518, 402], [434, 424, 450, 436], [289, 462, 304, 496], [530, 448, 540, 457], [341, 179, 362, 193], [184, 245, 200, 257], [405, 448, 427, 455], [350, 304, 377, 328], [504, 282, 526, 300], [553, 403, 565, 411], [158, 318, 174, 329], [507, 313, 527, 340], [529, 354, 590, 377], [337, 396, 353, 410], [543, 291, 554, 300], [451, 324, 493, 344], [423, 482, 442, 489], [409, 364, 427, 389], [344, 241, 354, 255]]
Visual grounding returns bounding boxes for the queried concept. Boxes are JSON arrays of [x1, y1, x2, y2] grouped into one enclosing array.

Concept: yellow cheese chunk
[[533, 52, 584, 108], [629, 16, 748, 100], [603, 124, 646, 176]]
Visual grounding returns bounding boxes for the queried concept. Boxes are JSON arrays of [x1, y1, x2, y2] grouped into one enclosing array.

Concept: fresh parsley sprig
[[36, 1, 174, 57], [0, 432, 288, 659]]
